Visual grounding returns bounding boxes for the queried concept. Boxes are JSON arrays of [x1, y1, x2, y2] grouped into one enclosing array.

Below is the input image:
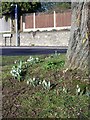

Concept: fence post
[[20, 16, 22, 31], [54, 11, 56, 29], [23, 21, 25, 31], [33, 13, 35, 29]]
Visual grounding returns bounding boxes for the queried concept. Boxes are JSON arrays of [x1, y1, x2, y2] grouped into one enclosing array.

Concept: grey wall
[[0, 16, 11, 32], [1, 30, 70, 46]]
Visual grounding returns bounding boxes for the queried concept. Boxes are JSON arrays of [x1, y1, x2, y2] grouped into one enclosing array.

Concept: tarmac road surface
[[0, 46, 68, 56]]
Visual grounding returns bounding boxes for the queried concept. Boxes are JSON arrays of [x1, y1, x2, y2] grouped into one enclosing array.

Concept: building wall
[[0, 16, 11, 33], [1, 30, 70, 46]]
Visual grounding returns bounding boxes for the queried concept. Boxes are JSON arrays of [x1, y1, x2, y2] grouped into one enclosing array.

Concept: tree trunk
[[66, 2, 90, 70]]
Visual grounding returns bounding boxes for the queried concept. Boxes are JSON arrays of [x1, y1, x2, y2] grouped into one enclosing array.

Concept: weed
[[43, 60, 65, 70]]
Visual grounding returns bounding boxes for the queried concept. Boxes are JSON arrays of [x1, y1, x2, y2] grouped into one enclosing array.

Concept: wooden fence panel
[[25, 14, 33, 29], [56, 12, 71, 27], [24, 11, 71, 30], [35, 14, 54, 28]]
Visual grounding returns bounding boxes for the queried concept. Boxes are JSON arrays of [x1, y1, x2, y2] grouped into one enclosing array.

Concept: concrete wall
[[0, 16, 11, 33], [1, 30, 70, 46]]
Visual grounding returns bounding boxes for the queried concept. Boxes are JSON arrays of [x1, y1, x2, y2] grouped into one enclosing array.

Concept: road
[[0, 46, 68, 56]]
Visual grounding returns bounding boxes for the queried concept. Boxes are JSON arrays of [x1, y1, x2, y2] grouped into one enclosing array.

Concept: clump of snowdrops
[[27, 78, 51, 90], [10, 56, 39, 81]]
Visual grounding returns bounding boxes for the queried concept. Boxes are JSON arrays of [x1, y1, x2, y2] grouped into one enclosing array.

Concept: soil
[[2, 69, 89, 118]]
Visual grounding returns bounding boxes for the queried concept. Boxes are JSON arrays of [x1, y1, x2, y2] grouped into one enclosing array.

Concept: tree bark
[[66, 2, 90, 70]]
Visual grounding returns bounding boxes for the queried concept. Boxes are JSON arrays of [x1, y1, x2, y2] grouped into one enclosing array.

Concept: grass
[[2, 54, 89, 119]]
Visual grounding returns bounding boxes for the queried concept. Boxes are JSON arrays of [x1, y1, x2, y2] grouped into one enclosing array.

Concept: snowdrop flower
[[11, 69, 16, 74], [33, 78, 35, 81], [77, 85, 80, 93], [39, 81, 42, 85], [63, 87, 67, 93], [42, 80, 46, 84], [16, 71, 19, 75], [77, 85, 79, 88], [24, 61, 27, 64], [63, 68, 68, 73], [42, 80, 47, 88], [36, 57, 39, 61], [27, 59, 30, 62], [10, 71, 13, 74], [78, 88, 81, 93], [27, 56, 34, 62], [27, 56, 32, 62], [29, 56, 32, 59], [48, 81, 50, 88], [27, 80, 29, 85], [14, 60, 17, 64], [76, 85, 81, 95]]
